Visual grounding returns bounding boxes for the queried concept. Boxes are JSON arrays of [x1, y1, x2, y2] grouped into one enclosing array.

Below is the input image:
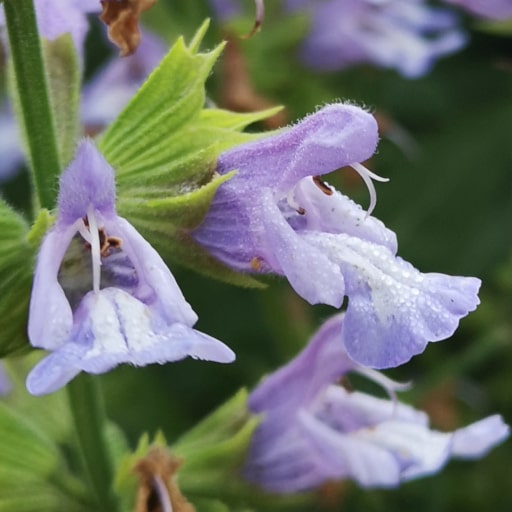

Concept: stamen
[[242, 0, 264, 39], [313, 176, 334, 195], [355, 366, 411, 417], [86, 206, 102, 294], [250, 256, 262, 270], [349, 162, 389, 216], [101, 235, 122, 257], [286, 189, 306, 215], [78, 219, 92, 244]]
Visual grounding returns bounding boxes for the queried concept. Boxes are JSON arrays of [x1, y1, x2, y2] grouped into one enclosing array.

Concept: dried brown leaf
[[100, 0, 157, 56], [133, 447, 195, 512]]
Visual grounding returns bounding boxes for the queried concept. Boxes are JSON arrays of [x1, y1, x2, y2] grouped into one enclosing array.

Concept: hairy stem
[[67, 375, 119, 512]]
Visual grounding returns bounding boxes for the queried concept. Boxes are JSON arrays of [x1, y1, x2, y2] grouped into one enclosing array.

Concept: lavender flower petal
[[303, 231, 481, 368], [27, 287, 234, 395]]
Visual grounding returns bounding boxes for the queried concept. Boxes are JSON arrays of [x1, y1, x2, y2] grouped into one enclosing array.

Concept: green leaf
[[2, 354, 71, 443], [99, 20, 225, 191], [192, 499, 231, 512], [42, 33, 81, 168], [0, 200, 35, 356], [474, 18, 512, 36], [0, 399, 90, 512], [0, 402, 60, 477], [172, 390, 312, 510]]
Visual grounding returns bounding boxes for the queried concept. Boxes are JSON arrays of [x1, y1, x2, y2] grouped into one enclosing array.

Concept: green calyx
[[98, 21, 277, 287], [113, 389, 313, 511]]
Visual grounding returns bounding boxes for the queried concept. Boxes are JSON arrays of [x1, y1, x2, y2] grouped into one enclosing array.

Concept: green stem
[[67, 375, 119, 512], [4, 2, 117, 508], [3, 0, 61, 211]]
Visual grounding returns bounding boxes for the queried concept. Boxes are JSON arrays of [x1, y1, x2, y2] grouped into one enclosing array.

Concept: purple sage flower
[[284, 0, 466, 78], [193, 103, 481, 368], [445, 0, 512, 20], [245, 314, 509, 492], [26, 139, 234, 395]]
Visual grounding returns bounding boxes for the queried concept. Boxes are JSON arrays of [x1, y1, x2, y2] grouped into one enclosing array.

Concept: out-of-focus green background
[[3, 0, 512, 510]]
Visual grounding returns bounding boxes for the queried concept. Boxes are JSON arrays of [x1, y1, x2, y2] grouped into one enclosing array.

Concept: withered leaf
[[100, 0, 157, 56], [133, 447, 195, 512]]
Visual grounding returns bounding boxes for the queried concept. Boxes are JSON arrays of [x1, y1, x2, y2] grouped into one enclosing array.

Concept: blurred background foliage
[[2, 0, 512, 510]]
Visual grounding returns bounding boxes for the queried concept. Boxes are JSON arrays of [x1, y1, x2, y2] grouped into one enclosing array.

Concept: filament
[[350, 162, 389, 216], [86, 206, 102, 294]]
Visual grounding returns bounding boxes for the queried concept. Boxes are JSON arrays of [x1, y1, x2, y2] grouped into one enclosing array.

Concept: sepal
[[97, 21, 273, 286], [173, 390, 312, 509], [114, 390, 311, 509]]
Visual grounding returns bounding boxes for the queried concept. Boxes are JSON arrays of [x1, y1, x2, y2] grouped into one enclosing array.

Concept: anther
[[313, 176, 334, 196], [349, 162, 389, 216], [242, 0, 264, 39], [286, 189, 306, 215], [250, 257, 263, 271]]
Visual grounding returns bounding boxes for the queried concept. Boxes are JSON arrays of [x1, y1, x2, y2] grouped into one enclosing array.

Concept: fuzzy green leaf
[[99, 21, 224, 192], [0, 400, 90, 512], [0, 200, 36, 357], [42, 33, 81, 168], [0, 402, 60, 477]]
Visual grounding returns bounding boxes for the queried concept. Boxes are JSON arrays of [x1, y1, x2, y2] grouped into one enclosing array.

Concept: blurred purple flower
[[284, 0, 466, 78], [26, 140, 234, 395], [245, 314, 509, 492], [0, 0, 100, 60], [209, 0, 264, 23], [0, 0, 100, 181], [209, 0, 241, 21], [0, 102, 23, 183], [193, 103, 480, 368], [1, 30, 166, 177], [445, 0, 512, 19]]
